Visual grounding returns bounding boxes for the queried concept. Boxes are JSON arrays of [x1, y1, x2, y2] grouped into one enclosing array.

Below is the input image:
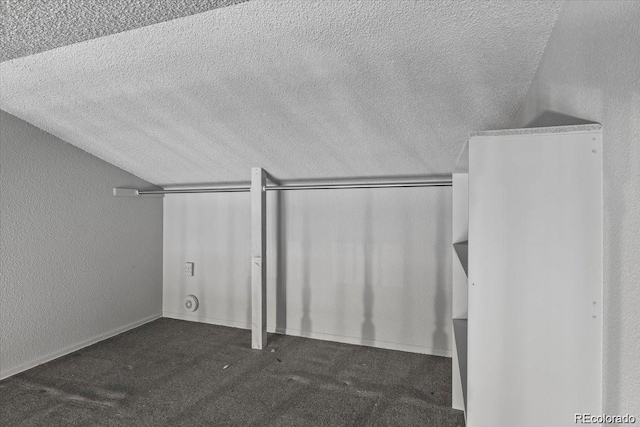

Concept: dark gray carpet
[[0, 318, 465, 426]]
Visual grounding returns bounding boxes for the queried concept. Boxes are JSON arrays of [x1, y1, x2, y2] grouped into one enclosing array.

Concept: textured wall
[[514, 1, 640, 415], [0, 0, 562, 185], [163, 188, 452, 356], [0, 111, 163, 379]]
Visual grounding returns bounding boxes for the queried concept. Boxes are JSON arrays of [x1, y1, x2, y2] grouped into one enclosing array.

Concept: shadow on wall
[[300, 197, 312, 336], [275, 190, 287, 334], [524, 111, 599, 128], [195, 198, 207, 321], [400, 195, 412, 346], [225, 201, 236, 323], [267, 187, 451, 352], [432, 189, 449, 351], [398, 189, 449, 351], [179, 199, 187, 315], [361, 192, 376, 344]]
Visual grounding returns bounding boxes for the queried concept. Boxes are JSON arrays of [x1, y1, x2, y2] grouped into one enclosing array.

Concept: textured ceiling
[[0, 0, 249, 62], [0, 0, 563, 185]]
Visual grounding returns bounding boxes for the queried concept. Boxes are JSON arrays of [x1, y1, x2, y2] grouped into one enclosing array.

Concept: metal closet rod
[[266, 181, 451, 191], [138, 187, 248, 195], [137, 178, 452, 195]]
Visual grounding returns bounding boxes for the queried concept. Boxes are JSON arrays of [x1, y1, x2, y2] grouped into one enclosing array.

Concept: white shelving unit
[[452, 124, 603, 427], [452, 142, 469, 416]]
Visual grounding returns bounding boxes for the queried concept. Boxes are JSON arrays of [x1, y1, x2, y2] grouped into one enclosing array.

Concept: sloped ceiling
[[0, 0, 563, 185], [1, 0, 249, 62]]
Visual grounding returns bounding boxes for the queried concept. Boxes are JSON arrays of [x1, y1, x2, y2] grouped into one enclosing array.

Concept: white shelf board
[[453, 241, 468, 277], [453, 318, 468, 413]]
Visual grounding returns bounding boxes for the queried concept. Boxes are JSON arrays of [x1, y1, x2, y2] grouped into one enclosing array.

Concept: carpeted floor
[[0, 318, 466, 426]]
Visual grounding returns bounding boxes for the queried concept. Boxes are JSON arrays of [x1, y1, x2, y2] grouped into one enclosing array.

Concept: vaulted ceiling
[[0, 0, 563, 185], [1, 0, 249, 62]]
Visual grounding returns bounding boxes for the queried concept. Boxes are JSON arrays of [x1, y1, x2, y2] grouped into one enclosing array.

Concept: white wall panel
[[163, 187, 452, 356], [0, 111, 163, 379]]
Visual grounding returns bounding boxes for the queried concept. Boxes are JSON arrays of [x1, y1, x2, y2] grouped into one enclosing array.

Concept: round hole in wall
[[184, 295, 199, 312]]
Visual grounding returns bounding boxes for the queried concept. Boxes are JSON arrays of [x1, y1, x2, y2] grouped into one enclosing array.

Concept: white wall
[[514, 1, 640, 416], [0, 111, 163, 379], [164, 187, 452, 356]]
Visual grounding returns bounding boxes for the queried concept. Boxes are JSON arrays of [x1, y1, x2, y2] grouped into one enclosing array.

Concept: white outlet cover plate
[[185, 262, 194, 276]]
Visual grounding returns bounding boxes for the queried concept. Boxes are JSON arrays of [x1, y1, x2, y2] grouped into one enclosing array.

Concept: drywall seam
[[0, 313, 161, 380], [163, 312, 452, 357]]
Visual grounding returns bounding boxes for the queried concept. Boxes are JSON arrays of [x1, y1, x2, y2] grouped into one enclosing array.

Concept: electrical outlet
[[185, 262, 194, 276]]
